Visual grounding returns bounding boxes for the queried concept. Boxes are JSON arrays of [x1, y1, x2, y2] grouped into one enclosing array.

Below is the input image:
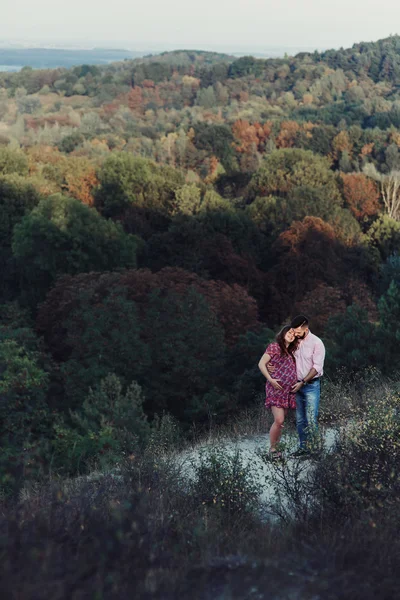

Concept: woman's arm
[[258, 352, 273, 380], [258, 353, 283, 390]]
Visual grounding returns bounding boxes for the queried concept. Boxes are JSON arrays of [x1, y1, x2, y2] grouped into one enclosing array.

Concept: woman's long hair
[[276, 325, 298, 359]]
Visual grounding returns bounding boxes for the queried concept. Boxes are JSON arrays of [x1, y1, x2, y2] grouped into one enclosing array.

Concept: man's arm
[[290, 339, 325, 392], [312, 339, 325, 376], [290, 367, 318, 393]]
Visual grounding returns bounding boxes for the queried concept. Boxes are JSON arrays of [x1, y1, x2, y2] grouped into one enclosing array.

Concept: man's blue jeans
[[296, 379, 321, 449]]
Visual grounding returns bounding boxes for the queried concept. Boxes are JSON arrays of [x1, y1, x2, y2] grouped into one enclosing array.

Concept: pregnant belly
[[271, 363, 296, 385]]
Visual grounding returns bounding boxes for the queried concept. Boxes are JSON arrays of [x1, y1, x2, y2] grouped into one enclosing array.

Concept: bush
[[146, 412, 182, 457], [318, 366, 383, 423], [0, 309, 51, 494], [52, 374, 150, 475], [190, 447, 261, 516], [315, 392, 400, 521]]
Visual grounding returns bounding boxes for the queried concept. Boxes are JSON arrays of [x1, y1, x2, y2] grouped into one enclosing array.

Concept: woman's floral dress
[[264, 342, 297, 409]]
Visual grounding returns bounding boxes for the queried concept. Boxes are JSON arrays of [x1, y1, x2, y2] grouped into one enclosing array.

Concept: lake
[[0, 65, 23, 72]]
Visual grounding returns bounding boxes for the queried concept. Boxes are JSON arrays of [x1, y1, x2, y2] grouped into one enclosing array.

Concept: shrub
[[0, 311, 51, 494], [315, 392, 400, 521], [146, 412, 182, 458], [318, 366, 383, 423], [52, 374, 150, 475], [190, 446, 261, 516]]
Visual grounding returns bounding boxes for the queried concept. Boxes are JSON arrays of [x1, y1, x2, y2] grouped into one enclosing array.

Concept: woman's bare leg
[[270, 407, 287, 451]]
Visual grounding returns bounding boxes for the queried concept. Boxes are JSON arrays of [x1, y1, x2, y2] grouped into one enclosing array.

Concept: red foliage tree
[[293, 278, 378, 335], [127, 87, 144, 112], [270, 217, 344, 317], [270, 216, 376, 324], [341, 172, 380, 219], [293, 283, 347, 335], [37, 268, 261, 358]]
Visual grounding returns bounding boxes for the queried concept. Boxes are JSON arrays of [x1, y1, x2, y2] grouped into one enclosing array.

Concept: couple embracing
[[258, 315, 326, 459]]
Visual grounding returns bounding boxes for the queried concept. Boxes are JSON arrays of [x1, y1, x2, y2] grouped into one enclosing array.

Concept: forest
[[1, 35, 400, 598]]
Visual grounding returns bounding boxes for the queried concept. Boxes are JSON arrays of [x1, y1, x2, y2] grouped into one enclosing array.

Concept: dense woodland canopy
[[2, 35, 400, 487]]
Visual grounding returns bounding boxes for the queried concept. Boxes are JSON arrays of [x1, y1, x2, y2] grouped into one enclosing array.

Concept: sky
[[1, 0, 400, 52]]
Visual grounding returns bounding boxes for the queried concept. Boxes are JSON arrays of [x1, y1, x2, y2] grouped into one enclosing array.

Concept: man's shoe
[[291, 448, 309, 458]]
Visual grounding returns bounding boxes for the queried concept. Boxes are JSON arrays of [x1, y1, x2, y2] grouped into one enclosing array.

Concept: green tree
[[196, 86, 217, 108], [229, 327, 274, 407], [285, 185, 360, 239], [377, 280, 400, 372], [368, 215, 400, 261], [173, 183, 202, 215], [143, 287, 227, 422], [0, 147, 28, 176], [60, 290, 149, 409], [246, 195, 289, 244], [52, 374, 150, 475], [0, 307, 50, 492], [95, 153, 184, 218], [194, 123, 236, 172], [0, 175, 41, 300], [58, 132, 85, 153], [324, 304, 379, 373], [200, 190, 232, 213], [12, 194, 138, 309], [378, 254, 400, 294], [228, 56, 265, 78], [249, 148, 342, 206]]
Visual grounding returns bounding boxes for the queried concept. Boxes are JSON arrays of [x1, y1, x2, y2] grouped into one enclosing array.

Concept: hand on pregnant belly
[[270, 378, 283, 391]]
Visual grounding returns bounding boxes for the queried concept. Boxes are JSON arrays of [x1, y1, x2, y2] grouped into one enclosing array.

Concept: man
[[289, 315, 325, 456]]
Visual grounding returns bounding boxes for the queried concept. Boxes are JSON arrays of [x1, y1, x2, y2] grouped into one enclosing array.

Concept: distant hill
[[0, 47, 145, 70], [306, 34, 400, 82], [135, 49, 236, 66]]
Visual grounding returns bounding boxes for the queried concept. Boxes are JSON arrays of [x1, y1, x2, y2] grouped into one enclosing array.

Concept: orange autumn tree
[[360, 142, 374, 158], [276, 121, 314, 149], [232, 120, 259, 153], [256, 121, 273, 145], [232, 119, 272, 153], [204, 155, 220, 183], [332, 130, 353, 162], [341, 172, 380, 219], [64, 158, 99, 206], [26, 147, 99, 205], [276, 121, 301, 148]]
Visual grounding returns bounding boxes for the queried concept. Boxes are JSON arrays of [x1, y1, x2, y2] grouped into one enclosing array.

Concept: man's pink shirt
[[294, 331, 325, 380]]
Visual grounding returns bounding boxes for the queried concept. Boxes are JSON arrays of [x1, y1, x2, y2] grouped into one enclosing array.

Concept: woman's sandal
[[269, 450, 283, 461]]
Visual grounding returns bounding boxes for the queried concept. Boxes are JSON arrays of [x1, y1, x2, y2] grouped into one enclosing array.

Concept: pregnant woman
[[258, 326, 298, 459]]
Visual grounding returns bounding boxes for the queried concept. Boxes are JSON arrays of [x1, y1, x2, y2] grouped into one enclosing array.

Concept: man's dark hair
[[291, 315, 309, 328]]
